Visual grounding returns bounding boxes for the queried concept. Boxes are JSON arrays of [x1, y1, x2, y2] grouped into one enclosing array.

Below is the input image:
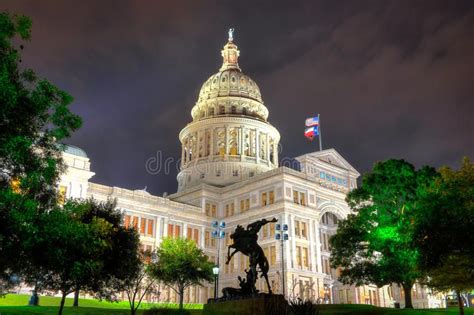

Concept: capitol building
[[59, 33, 443, 309]]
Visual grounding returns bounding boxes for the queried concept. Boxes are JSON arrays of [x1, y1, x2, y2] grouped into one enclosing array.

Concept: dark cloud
[[2, 0, 473, 195]]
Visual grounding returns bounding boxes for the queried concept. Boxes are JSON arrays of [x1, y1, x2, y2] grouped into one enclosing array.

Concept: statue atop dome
[[228, 28, 234, 42]]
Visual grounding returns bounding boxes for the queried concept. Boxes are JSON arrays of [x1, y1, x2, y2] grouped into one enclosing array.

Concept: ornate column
[[240, 126, 245, 161], [255, 130, 260, 163], [266, 133, 270, 164], [273, 141, 278, 165], [225, 125, 229, 156], [308, 219, 316, 271], [209, 127, 214, 160], [196, 130, 201, 159], [315, 220, 323, 273]]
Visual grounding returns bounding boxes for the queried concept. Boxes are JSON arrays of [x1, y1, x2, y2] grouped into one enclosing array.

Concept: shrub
[[288, 298, 320, 315]]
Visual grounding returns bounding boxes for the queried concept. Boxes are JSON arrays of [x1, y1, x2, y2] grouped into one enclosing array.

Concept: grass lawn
[[316, 304, 473, 315], [0, 294, 203, 314], [0, 295, 472, 315]]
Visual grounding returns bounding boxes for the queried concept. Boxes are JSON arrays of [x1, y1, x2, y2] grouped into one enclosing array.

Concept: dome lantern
[[220, 28, 241, 71]]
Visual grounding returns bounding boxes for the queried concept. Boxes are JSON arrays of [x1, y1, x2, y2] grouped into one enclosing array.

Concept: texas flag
[[304, 126, 319, 140], [305, 116, 319, 127]]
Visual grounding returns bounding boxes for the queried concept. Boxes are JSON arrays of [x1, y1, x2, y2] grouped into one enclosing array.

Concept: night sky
[[2, 1, 473, 195]]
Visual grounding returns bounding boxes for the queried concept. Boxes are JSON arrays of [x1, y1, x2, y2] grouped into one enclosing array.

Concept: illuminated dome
[[178, 30, 280, 191], [191, 40, 269, 121]]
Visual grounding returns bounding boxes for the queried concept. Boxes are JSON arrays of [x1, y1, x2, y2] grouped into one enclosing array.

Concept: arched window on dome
[[216, 129, 225, 156], [219, 105, 225, 115], [231, 106, 236, 114], [242, 107, 247, 115], [209, 107, 215, 116], [229, 128, 238, 155]]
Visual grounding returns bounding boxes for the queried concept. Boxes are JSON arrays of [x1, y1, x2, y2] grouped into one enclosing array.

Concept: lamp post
[[275, 222, 289, 297], [212, 220, 225, 299], [212, 265, 219, 300]]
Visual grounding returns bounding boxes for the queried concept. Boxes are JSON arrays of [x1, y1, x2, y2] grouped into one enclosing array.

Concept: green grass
[[316, 304, 474, 315], [0, 294, 203, 315], [0, 294, 472, 315]]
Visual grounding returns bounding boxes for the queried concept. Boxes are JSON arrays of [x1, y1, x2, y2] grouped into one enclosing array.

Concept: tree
[[329, 159, 437, 308], [0, 11, 81, 294], [67, 198, 141, 308], [35, 200, 109, 315], [97, 251, 159, 315], [150, 238, 214, 311], [414, 157, 474, 315]]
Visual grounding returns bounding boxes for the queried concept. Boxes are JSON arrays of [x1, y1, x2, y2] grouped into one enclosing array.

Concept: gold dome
[[191, 36, 269, 121]]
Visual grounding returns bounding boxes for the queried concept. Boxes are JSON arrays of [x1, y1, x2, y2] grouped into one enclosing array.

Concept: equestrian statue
[[222, 217, 278, 298]]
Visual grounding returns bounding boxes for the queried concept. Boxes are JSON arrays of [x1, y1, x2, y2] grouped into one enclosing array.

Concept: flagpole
[[318, 114, 322, 151]]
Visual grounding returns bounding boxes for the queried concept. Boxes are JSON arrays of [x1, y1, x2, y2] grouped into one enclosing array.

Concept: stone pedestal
[[203, 294, 288, 315]]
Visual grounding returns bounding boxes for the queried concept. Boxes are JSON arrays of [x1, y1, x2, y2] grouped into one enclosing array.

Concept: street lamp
[[212, 265, 219, 300], [212, 220, 225, 299], [275, 223, 289, 297]]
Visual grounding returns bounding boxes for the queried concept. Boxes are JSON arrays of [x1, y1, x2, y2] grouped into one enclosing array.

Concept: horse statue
[[225, 218, 278, 295]]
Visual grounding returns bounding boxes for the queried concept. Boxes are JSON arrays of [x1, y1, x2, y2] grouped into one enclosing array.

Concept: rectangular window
[[175, 225, 181, 238], [194, 229, 199, 245], [168, 224, 174, 237], [147, 220, 154, 237], [240, 199, 245, 212], [300, 193, 306, 206], [269, 191, 274, 204], [303, 247, 309, 267], [132, 217, 139, 230], [261, 192, 267, 206], [205, 231, 210, 246], [270, 246, 276, 266], [205, 203, 210, 216], [301, 222, 307, 239], [58, 185, 68, 205], [245, 199, 250, 211], [124, 215, 131, 228], [211, 205, 217, 218], [293, 191, 299, 203], [140, 218, 146, 234], [187, 227, 193, 240], [269, 222, 275, 238], [263, 225, 268, 238], [295, 220, 300, 237], [296, 246, 302, 267]]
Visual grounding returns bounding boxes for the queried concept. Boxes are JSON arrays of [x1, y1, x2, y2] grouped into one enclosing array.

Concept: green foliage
[[150, 238, 213, 310], [0, 11, 81, 293], [414, 158, 474, 315], [288, 298, 320, 315], [330, 159, 438, 308]]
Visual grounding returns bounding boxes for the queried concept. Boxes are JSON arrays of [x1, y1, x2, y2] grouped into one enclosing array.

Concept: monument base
[[203, 294, 288, 315]]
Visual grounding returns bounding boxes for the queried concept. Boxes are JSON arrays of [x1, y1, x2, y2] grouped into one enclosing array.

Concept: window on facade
[[242, 107, 247, 115], [301, 222, 307, 239], [295, 220, 301, 237], [261, 192, 267, 206], [140, 218, 146, 234], [269, 191, 274, 204], [147, 219, 154, 237], [168, 224, 181, 238], [225, 203, 234, 217], [231, 106, 236, 114], [270, 246, 276, 266], [293, 190, 306, 206], [124, 215, 131, 228], [205, 203, 217, 218], [219, 106, 225, 114], [240, 198, 250, 212], [270, 222, 275, 238], [262, 225, 268, 238], [233, 170, 238, 176], [302, 247, 309, 267], [132, 216, 139, 230], [209, 107, 215, 116], [205, 231, 210, 247], [58, 185, 68, 205], [296, 246, 302, 267]]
